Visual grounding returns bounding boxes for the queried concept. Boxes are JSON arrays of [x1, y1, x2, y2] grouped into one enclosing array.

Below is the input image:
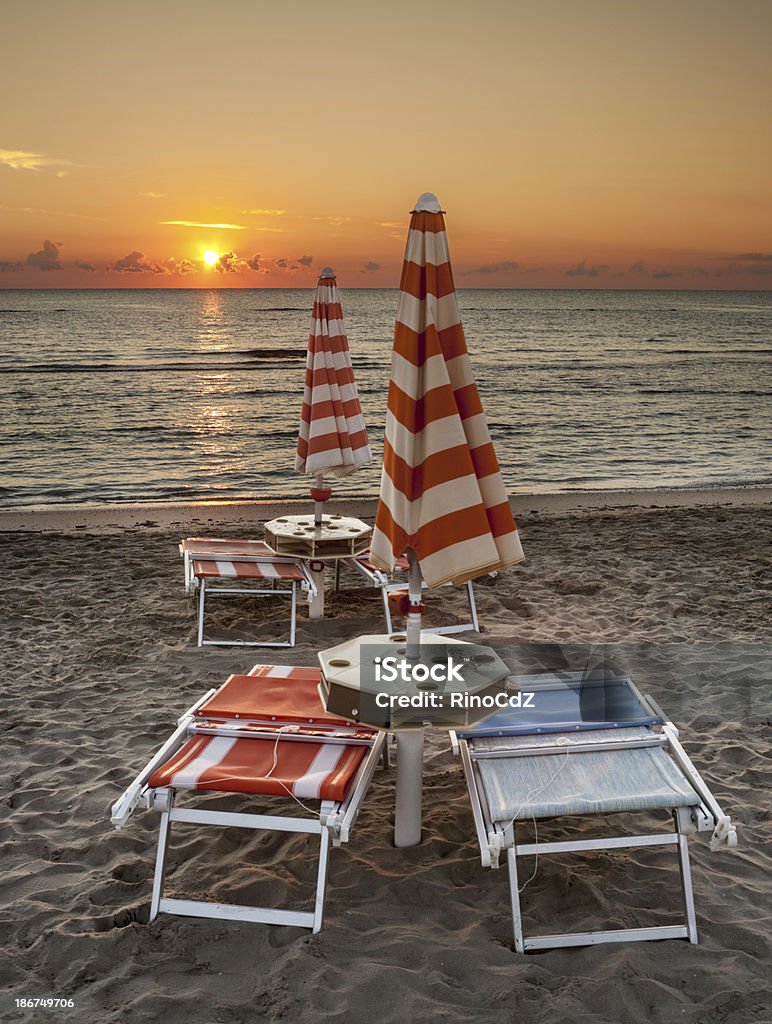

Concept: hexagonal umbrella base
[[318, 632, 511, 847], [264, 514, 371, 559]]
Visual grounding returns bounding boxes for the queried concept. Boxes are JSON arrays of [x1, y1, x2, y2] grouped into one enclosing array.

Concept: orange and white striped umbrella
[[295, 268, 372, 487], [370, 194, 524, 588]]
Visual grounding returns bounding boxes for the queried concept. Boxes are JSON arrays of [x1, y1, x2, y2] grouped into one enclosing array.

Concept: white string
[[496, 735, 575, 893], [193, 725, 322, 818]]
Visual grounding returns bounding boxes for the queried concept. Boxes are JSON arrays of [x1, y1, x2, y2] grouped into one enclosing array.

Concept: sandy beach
[[2, 489, 770, 1023]]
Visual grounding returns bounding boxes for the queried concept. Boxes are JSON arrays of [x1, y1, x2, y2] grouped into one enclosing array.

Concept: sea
[[0, 288, 770, 509]]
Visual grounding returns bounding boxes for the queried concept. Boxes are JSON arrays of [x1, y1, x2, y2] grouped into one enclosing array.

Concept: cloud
[[460, 260, 519, 276], [74, 260, 96, 272], [161, 220, 246, 230], [297, 255, 313, 267], [361, 261, 381, 273], [0, 260, 23, 272], [313, 215, 352, 227], [242, 208, 286, 216], [246, 253, 264, 272], [165, 257, 197, 275], [110, 250, 167, 274], [26, 239, 62, 271], [564, 260, 608, 278], [0, 203, 107, 222], [215, 251, 248, 273], [523, 265, 544, 273], [726, 252, 772, 262], [629, 260, 646, 272], [377, 222, 403, 229], [139, 191, 165, 199], [651, 270, 683, 279], [0, 148, 80, 174]]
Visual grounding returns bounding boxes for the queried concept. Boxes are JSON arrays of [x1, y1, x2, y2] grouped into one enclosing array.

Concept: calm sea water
[[0, 288, 770, 508]]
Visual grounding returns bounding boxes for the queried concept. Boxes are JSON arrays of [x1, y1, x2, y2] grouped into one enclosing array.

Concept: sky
[[1, 0, 771, 289]]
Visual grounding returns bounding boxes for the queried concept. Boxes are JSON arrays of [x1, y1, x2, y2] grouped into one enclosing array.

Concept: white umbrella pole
[[405, 547, 423, 659], [395, 546, 424, 847], [313, 473, 325, 526]]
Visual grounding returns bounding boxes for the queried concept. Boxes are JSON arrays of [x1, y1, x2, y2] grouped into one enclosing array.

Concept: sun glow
[[202, 249, 219, 267]]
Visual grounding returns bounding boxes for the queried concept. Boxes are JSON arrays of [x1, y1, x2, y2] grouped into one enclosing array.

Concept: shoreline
[[1, 483, 769, 533]]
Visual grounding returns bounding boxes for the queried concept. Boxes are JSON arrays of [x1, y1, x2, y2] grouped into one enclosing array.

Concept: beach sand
[[1, 491, 770, 1023]]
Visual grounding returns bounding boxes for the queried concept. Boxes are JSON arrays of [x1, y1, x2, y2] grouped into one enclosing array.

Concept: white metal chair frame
[[343, 556, 482, 635], [111, 691, 386, 933], [193, 556, 318, 648], [451, 678, 737, 953]]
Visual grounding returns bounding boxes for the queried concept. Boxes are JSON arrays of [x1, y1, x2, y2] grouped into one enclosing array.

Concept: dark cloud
[[651, 270, 683, 279], [110, 250, 167, 274], [165, 257, 197, 275], [461, 260, 518, 276], [727, 252, 772, 262], [629, 260, 646, 272], [26, 239, 62, 271], [215, 250, 248, 273], [297, 255, 313, 267], [712, 261, 772, 278], [564, 260, 607, 278], [0, 259, 23, 272], [75, 260, 96, 272], [361, 261, 381, 273], [246, 253, 264, 272]]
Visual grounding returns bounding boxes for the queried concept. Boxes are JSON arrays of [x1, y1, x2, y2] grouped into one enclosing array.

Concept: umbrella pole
[[394, 547, 424, 847], [313, 473, 325, 526], [405, 548, 423, 659]]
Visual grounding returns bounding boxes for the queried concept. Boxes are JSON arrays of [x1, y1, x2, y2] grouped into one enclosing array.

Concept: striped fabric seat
[[476, 728, 698, 821], [295, 268, 371, 479], [196, 665, 369, 730], [356, 551, 410, 574], [180, 538, 275, 557], [147, 733, 367, 801], [192, 558, 306, 581], [370, 193, 524, 588]]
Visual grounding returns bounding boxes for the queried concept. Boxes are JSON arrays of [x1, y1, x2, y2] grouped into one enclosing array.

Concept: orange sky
[[1, 0, 771, 289]]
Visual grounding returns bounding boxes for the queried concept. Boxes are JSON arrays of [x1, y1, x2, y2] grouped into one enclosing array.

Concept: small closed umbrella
[[295, 267, 372, 522]]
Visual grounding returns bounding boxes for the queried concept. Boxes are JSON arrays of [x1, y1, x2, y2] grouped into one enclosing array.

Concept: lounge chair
[[179, 537, 277, 594], [342, 551, 482, 635], [452, 670, 737, 952], [179, 538, 317, 647], [111, 663, 385, 932]]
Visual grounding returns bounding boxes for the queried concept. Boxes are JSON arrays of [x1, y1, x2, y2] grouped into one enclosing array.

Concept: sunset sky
[[1, 0, 770, 289]]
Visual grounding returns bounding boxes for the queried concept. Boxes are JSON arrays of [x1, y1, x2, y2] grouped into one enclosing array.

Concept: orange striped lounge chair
[[110, 664, 385, 932], [344, 550, 482, 635], [179, 539, 317, 647]]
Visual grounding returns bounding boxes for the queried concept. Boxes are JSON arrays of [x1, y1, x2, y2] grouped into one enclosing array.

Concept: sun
[[202, 249, 219, 267]]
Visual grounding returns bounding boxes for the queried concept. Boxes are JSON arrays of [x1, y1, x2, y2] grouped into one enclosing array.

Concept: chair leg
[[382, 589, 393, 633], [197, 579, 206, 647], [149, 796, 174, 922], [677, 832, 699, 944], [466, 581, 480, 632], [506, 844, 525, 953], [312, 829, 331, 933], [334, 560, 342, 591], [289, 582, 297, 647]]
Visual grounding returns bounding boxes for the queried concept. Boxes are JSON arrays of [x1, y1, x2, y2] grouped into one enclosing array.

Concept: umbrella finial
[[414, 193, 443, 213], [319, 266, 335, 278]]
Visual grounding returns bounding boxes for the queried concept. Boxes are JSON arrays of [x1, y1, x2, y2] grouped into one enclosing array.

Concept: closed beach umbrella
[[370, 193, 524, 650], [295, 268, 372, 523]]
